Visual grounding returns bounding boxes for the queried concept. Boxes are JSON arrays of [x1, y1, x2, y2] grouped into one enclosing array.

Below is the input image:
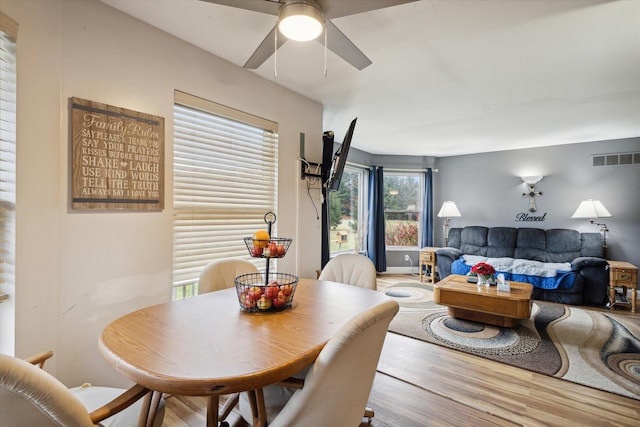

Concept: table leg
[[632, 288, 637, 313], [608, 283, 616, 308], [206, 396, 219, 427]]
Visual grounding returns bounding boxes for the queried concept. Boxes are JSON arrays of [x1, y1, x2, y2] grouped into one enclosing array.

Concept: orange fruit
[[253, 229, 270, 248]]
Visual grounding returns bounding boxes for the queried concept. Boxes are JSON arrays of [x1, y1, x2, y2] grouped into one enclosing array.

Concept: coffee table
[[433, 274, 533, 327]]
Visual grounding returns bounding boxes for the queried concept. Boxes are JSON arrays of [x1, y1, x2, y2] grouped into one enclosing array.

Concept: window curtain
[[421, 168, 434, 247], [367, 166, 386, 272]]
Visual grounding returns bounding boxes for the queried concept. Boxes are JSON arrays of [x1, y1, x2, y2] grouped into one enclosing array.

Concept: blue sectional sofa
[[436, 226, 609, 306]]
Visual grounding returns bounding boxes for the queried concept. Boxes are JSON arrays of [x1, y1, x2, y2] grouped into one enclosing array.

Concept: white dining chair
[[198, 258, 259, 294], [0, 351, 164, 427], [318, 253, 377, 290], [238, 299, 399, 426], [198, 258, 260, 426]]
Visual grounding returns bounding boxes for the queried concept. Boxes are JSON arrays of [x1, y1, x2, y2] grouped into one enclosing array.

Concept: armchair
[[0, 351, 164, 427]]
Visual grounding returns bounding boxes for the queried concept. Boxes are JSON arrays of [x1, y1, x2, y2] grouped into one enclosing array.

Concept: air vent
[[619, 154, 633, 165], [592, 152, 640, 167]]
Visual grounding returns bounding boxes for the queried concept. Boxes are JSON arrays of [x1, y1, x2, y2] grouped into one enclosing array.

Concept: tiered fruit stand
[[235, 212, 299, 312]]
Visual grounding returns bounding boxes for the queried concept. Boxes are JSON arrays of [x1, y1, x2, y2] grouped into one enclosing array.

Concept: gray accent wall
[[435, 137, 640, 267]]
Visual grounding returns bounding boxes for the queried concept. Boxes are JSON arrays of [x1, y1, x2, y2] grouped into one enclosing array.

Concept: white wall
[[0, 0, 323, 388], [435, 138, 640, 267]]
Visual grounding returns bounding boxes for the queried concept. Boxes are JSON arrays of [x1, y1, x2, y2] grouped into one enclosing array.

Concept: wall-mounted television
[[325, 117, 357, 191]]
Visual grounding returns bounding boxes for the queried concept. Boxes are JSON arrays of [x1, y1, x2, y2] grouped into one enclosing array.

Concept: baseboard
[[385, 267, 420, 275]]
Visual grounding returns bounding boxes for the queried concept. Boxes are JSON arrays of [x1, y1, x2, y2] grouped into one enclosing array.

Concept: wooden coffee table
[[434, 274, 533, 327]]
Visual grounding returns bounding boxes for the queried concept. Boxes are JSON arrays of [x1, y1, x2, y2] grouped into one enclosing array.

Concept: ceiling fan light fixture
[[278, 1, 324, 42]]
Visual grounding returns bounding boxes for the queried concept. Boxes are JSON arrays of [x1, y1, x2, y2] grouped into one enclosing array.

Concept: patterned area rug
[[383, 282, 640, 400]]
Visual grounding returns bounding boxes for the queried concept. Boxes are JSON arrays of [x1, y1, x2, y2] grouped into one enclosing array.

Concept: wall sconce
[[520, 176, 543, 185], [437, 201, 461, 247], [571, 198, 612, 258]]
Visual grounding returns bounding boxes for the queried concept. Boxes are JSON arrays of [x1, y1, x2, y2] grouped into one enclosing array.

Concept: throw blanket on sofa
[[451, 255, 576, 290]]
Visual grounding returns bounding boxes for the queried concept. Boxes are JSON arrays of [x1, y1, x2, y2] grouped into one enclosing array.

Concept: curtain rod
[[384, 167, 432, 173], [346, 161, 437, 173]]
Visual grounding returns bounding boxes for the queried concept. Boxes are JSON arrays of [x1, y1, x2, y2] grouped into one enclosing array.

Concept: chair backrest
[[198, 259, 260, 294], [269, 299, 399, 427], [318, 254, 377, 290], [0, 353, 96, 427]]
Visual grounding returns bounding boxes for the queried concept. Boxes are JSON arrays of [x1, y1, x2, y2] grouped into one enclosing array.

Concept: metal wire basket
[[234, 272, 299, 313], [243, 237, 292, 258]]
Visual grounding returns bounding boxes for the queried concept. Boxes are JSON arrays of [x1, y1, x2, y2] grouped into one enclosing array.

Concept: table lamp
[[437, 201, 461, 247], [570, 198, 612, 258]]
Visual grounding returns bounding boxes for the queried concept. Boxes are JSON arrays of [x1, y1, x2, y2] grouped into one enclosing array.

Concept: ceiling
[[100, 0, 640, 157]]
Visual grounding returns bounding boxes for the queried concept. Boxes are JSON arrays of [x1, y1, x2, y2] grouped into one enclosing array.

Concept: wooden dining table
[[99, 278, 392, 427]]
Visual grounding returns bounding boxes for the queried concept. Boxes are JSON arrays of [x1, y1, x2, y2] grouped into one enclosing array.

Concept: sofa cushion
[[486, 227, 517, 258], [460, 226, 489, 256], [546, 229, 581, 263], [514, 228, 547, 261]]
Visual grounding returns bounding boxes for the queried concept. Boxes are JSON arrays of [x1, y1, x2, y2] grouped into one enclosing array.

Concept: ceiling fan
[[199, 0, 418, 70]]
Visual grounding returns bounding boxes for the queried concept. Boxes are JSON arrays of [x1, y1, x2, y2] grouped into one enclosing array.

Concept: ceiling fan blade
[[320, 20, 372, 70], [243, 25, 288, 69], [319, 0, 418, 19], [198, 0, 280, 16]]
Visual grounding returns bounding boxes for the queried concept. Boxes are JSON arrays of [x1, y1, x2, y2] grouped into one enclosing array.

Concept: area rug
[[383, 282, 640, 400]]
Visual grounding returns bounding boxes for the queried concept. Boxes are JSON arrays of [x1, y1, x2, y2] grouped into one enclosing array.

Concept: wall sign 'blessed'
[[515, 212, 547, 222], [70, 97, 164, 211]]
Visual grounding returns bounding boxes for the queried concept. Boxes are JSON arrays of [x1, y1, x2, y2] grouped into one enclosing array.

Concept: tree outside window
[[383, 173, 422, 247]]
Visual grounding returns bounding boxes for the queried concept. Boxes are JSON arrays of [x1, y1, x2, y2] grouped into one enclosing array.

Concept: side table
[[607, 260, 637, 313], [419, 246, 439, 283]]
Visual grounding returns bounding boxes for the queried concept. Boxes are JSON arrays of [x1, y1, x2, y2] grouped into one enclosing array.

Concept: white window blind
[[173, 91, 278, 289], [0, 13, 17, 293]]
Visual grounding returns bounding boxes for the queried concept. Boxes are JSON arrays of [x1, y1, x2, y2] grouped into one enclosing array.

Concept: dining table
[[99, 277, 393, 427]]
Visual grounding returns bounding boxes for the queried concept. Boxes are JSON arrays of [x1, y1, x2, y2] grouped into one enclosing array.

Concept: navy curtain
[[421, 168, 434, 247], [367, 166, 386, 272]]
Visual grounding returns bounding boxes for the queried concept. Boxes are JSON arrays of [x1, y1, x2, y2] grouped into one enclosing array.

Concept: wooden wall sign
[[70, 97, 164, 210]]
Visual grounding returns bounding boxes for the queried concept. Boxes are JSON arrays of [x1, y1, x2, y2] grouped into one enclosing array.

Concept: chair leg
[[364, 406, 375, 423], [145, 392, 163, 427], [218, 392, 240, 423], [247, 389, 267, 427]]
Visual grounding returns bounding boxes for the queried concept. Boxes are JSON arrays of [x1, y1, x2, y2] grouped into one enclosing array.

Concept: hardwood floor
[[162, 274, 640, 427]]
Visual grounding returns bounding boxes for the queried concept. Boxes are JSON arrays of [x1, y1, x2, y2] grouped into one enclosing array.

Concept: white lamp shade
[[437, 201, 461, 218], [278, 2, 324, 41], [571, 199, 612, 219]]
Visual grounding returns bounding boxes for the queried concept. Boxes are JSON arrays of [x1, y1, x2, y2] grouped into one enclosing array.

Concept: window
[[383, 172, 423, 248], [328, 165, 367, 256], [0, 11, 17, 352], [172, 91, 278, 299]]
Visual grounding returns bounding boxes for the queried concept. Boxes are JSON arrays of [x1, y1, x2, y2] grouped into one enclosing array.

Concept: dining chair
[[0, 350, 164, 427], [318, 253, 377, 290], [198, 258, 260, 426], [199, 258, 260, 294], [238, 299, 399, 426]]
